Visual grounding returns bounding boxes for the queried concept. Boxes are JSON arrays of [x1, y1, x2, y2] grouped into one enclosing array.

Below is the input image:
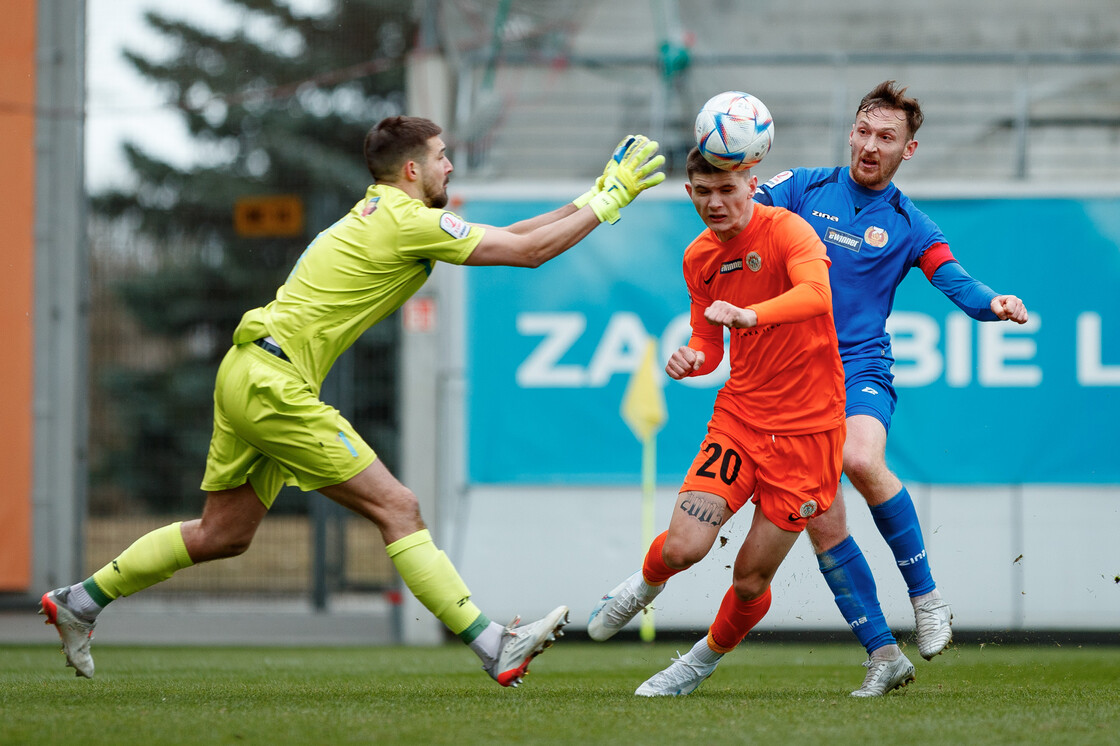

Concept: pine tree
[[90, 1, 414, 514]]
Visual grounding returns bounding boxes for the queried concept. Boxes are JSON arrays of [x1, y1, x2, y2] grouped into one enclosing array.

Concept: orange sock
[[707, 585, 772, 653], [641, 531, 679, 585]]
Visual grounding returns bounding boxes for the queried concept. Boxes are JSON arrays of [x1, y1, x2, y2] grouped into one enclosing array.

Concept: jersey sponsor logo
[[720, 258, 743, 274], [812, 209, 839, 222], [703, 270, 717, 284], [861, 386, 879, 395], [746, 252, 762, 272], [825, 227, 863, 252], [362, 197, 381, 217], [864, 226, 889, 247], [764, 170, 793, 188], [439, 211, 471, 239]]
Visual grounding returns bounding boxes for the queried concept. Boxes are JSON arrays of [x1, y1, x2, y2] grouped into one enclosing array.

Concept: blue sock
[[870, 487, 937, 597], [817, 535, 895, 655]]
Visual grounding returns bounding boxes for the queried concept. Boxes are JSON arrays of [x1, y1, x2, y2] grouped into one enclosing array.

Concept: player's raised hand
[[704, 300, 757, 329], [666, 346, 705, 380], [991, 294, 1029, 324], [573, 135, 638, 208], [588, 136, 666, 224]]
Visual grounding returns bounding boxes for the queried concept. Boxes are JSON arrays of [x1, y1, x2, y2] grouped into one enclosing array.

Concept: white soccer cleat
[[914, 598, 953, 660], [587, 571, 662, 642], [486, 605, 569, 687], [39, 587, 96, 678], [850, 653, 915, 697], [634, 648, 720, 697]]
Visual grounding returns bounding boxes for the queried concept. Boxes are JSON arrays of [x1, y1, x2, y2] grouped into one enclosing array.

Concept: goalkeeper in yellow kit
[[40, 116, 665, 686]]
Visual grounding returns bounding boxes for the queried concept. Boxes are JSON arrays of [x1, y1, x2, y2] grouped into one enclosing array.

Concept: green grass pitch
[[3, 641, 1118, 745]]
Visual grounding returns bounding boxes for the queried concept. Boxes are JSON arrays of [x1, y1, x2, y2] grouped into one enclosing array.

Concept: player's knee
[[806, 511, 847, 553], [731, 574, 769, 602], [385, 484, 421, 520], [368, 485, 424, 536], [842, 447, 880, 484], [661, 535, 707, 570]]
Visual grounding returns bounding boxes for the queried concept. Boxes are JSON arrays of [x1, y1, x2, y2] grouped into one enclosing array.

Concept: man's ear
[[402, 159, 420, 181]]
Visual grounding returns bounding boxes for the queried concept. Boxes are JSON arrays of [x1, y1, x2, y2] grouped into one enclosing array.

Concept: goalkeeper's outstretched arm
[[480, 134, 648, 236], [464, 136, 665, 268]]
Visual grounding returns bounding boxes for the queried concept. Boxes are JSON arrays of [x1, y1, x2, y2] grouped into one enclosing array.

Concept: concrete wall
[[451, 483, 1120, 635]]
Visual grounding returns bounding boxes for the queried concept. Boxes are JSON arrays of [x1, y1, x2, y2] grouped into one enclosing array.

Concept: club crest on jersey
[[825, 227, 863, 253], [746, 252, 762, 271], [440, 211, 471, 239], [864, 226, 888, 247], [720, 258, 744, 274]]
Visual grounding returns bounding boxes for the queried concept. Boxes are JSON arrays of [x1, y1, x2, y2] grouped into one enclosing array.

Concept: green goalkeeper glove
[[588, 136, 666, 224], [573, 135, 640, 209]]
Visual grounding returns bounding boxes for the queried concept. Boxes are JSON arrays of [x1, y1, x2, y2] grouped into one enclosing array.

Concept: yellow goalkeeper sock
[[84, 522, 195, 606], [386, 529, 489, 642]]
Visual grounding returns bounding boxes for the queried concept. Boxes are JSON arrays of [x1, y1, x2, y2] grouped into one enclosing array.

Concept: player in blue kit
[[755, 80, 1029, 695]]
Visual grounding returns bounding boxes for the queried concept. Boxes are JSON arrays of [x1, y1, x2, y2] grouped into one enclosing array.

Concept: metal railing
[[450, 49, 1120, 181]]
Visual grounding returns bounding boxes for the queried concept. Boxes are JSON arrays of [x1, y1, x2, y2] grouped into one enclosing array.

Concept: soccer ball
[[694, 91, 774, 171]]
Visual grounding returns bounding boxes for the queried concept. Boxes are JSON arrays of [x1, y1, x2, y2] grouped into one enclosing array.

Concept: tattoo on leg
[[678, 494, 725, 527]]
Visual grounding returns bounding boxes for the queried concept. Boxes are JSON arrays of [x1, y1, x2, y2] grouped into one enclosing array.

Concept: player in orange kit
[[587, 147, 904, 697]]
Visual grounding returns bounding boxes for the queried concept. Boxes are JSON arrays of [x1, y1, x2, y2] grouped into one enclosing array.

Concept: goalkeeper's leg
[[41, 484, 265, 677], [71, 484, 267, 614], [322, 460, 568, 687]]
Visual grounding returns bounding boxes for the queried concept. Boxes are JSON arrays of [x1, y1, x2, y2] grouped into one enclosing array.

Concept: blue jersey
[[756, 166, 963, 365]]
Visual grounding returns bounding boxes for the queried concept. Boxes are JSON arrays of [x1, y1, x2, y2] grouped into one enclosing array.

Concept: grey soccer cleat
[[914, 598, 953, 660], [634, 648, 720, 697], [40, 587, 96, 678], [587, 571, 662, 642], [486, 605, 569, 687], [850, 653, 915, 697]]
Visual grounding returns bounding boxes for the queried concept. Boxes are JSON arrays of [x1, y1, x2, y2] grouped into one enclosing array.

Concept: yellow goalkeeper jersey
[[231, 184, 484, 389]]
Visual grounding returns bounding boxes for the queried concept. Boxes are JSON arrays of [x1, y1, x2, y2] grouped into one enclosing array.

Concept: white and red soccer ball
[[694, 91, 774, 171]]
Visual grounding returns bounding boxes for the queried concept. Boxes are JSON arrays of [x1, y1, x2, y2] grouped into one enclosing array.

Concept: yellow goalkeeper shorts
[[200, 341, 377, 508]]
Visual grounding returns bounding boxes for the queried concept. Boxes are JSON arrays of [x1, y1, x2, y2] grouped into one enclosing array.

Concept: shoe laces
[[498, 616, 529, 652], [915, 601, 950, 636], [604, 586, 648, 625], [652, 652, 711, 687], [859, 657, 893, 688]]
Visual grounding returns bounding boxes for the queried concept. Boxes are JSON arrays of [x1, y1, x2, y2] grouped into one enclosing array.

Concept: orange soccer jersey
[[683, 203, 845, 435]]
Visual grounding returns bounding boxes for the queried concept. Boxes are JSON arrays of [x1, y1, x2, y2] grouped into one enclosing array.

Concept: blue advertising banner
[[460, 193, 1119, 485]]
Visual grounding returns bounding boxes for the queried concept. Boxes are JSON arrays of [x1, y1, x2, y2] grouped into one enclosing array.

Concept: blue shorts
[[843, 358, 898, 433]]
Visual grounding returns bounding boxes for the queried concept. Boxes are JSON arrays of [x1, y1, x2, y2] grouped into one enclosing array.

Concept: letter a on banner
[[620, 336, 667, 641]]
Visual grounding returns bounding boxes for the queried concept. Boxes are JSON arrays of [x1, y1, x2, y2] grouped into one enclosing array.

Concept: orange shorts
[[679, 409, 845, 532]]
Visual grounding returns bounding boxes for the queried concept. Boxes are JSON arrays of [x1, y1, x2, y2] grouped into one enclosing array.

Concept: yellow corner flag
[[620, 337, 667, 642], [621, 337, 668, 442]]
